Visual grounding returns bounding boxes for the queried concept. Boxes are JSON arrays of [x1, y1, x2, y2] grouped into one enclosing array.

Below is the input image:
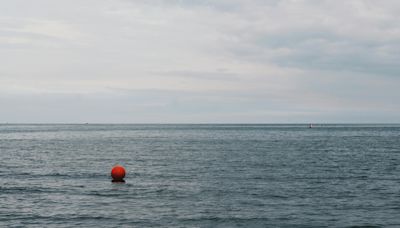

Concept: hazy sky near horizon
[[1, 0, 400, 123]]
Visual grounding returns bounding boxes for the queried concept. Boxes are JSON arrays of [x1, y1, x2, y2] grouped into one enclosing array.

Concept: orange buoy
[[111, 165, 126, 182]]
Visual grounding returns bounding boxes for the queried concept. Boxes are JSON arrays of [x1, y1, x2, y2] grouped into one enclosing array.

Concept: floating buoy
[[111, 165, 126, 183]]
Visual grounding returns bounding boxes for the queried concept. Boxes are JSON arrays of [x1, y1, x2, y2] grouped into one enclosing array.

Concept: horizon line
[[1, 122, 400, 125]]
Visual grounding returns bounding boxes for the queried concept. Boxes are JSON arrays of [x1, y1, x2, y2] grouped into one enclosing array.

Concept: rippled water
[[1, 124, 400, 227]]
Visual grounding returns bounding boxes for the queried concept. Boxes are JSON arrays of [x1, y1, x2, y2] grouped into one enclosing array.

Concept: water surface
[[1, 124, 400, 227]]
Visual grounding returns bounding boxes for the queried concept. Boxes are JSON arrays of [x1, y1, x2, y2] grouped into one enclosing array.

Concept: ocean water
[[1, 124, 400, 227]]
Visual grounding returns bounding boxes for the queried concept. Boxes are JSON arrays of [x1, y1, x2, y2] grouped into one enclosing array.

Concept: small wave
[[0, 186, 59, 194], [346, 225, 381, 228]]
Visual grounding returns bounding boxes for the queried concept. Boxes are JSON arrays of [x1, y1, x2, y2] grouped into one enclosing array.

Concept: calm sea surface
[[1, 124, 400, 227]]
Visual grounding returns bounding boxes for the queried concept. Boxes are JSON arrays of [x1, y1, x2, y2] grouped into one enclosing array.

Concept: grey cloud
[[152, 69, 242, 81], [213, 1, 400, 76], [249, 31, 400, 76]]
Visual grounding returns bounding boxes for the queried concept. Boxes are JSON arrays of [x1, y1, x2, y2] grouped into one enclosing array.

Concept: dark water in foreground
[[0, 124, 400, 227]]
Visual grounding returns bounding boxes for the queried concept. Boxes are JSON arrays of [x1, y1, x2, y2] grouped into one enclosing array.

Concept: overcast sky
[[1, 0, 399, 123]]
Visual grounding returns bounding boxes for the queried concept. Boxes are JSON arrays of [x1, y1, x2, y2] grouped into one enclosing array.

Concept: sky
[[1, 0, 400, 123]]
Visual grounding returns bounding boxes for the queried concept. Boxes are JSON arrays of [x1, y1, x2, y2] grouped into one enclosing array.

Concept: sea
[[0, 124, 399, 227]]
